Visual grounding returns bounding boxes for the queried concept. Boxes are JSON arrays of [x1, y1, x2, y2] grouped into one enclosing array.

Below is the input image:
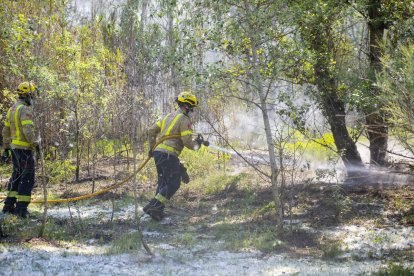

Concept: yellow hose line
[[0, 135, 181, 204]]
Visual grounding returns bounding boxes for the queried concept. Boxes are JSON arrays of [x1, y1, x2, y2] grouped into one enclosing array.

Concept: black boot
[[2, 197, 16, 214], [15, 202, 29, 218], [2, 204, 15, 214], [143, 198, 165, 221]]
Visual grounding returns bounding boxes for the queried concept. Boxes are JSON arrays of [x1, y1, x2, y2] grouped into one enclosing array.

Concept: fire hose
[[0, 135, 181, 204]]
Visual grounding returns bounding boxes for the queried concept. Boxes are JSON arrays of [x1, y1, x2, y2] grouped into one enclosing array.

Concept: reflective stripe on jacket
[[2, 99, 37, 150], [148, 109, 197, 156]]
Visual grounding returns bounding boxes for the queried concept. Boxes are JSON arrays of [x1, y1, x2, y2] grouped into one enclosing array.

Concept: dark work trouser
[[153, 151, 181, 201], [4, 149, 35, 211]]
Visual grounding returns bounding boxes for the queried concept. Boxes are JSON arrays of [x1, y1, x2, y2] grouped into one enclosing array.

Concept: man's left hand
[[35, 145, 41, 161], [1, 149, 11, 163]]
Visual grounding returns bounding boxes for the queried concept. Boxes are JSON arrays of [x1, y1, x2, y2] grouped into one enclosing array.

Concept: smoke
[[70, 0, 124, 21], [224, 108, 267, 148]]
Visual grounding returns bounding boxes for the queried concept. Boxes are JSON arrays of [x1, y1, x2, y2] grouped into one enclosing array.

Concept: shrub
[[371, 263, 414, 276], [182, 171, 249, 196], [107, 231, 142, 254], [180, 146, 228, 178], [44, 159, 76, 184], [320, 240, 343, 259]]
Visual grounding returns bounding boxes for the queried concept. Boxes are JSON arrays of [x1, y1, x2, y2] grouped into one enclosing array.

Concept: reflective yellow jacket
[[148, 109, 198, 156], [2, 99, 37, 150]]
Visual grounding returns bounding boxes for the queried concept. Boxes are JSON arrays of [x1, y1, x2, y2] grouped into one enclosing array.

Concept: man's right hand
[[195, 134, 204, 146], [1, 149, 11, 163], [196, 134, 209, 147]]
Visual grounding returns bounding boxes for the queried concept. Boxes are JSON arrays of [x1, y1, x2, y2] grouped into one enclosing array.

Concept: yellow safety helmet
[[17, 81, 37, 97], [176, 91, 198, 107]]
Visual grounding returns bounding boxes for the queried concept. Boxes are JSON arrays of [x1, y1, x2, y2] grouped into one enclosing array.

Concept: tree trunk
[[259, 95, 283, 232], [304, 15, 364, 174], [75, 107, 80, 182], [38, 146, 48, 237], [366, 0, 388, 166], [134, 0, 153, 255], [251, 42, 283, 232], [314, 66, 364, 172], [167, 2, 179, 95]]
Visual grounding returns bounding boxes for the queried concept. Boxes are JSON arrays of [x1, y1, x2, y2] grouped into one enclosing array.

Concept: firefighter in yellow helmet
[[144, 91, 209, 221], [1, 82, 39, 218]]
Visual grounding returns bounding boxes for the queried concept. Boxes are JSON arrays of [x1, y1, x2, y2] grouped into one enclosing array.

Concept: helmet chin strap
[[179, 103, 193, 115], [23, 95, 33, 106], [187, 106, 194, 115]]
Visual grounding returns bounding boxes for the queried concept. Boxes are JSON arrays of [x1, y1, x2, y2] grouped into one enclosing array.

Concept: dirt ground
[[0, 161, 413, 275]]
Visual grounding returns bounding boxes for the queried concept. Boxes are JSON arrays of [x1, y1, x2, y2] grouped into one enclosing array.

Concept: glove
[[179, 163, 190, 184], [195, 134, 210, 147], [1, 149, 11, 163], [36, 145, 41, 160], [195, 134, 204, 146]]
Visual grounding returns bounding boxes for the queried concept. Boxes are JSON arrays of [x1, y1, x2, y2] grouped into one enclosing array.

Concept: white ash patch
[[324, 225, 414, 258], [44, 203, 138, 221], [0, 243, 386, 275], [2, 202, 410, 275]]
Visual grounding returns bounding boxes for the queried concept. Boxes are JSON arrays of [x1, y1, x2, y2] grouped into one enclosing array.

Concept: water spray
[[208, 144, 237, 155], [208, 143, 267, 163]]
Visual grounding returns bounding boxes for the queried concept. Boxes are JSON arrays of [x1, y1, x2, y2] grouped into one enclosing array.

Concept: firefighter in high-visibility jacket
[[144, 91, 209, 221], [2, 82, 39, 218]]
